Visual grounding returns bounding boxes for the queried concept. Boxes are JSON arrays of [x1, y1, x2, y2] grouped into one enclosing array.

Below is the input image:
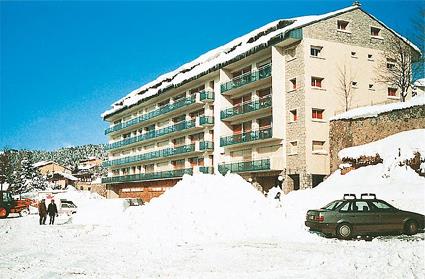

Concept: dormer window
[[337, 20, 349, 31], [371, 27, 381, 37]]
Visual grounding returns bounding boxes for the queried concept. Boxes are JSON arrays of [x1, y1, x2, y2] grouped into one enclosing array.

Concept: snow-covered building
[[33, 161, 71, 176], [413, 78, 425, 97], [101, 3, 421, 199]]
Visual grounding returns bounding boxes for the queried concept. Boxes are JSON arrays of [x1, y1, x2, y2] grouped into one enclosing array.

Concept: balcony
[[218, 159, 270, 175], [221, 95, 272, 121], [220, 127, 272, 147], [105, 119, 199, 151], [103, 144, 197, 168], [102, 168, 193, 184], [105, 93, 207, 135], [199, 116, 214, 126], [220, 64, 272, 95], [199, 141, 214, 151], [199, 90, 214, 102], [197, 166, 214, 174]]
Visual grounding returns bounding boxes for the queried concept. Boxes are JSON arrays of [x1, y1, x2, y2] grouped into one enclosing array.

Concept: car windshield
[[321, 200, 344, 210]]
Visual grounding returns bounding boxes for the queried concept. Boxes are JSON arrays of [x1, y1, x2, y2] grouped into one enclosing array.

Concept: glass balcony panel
[[220, 64, 271, 94]]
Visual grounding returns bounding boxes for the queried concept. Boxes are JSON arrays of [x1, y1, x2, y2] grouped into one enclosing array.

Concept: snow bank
[[72, 199, 129, 225], [331, 94, 425, 120], [118, 173, 290, 244]]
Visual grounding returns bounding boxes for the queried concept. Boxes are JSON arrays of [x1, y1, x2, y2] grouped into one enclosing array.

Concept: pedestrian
[[47, 199, 58, 225], [38, 199, 47, 225]]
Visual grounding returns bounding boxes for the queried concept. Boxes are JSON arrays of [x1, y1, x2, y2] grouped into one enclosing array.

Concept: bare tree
[[336, 63, 355, 112], [376, 33, 422, 102]]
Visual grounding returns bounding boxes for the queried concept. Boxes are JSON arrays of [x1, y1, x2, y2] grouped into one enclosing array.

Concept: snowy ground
[[1, 130, 424, 278]]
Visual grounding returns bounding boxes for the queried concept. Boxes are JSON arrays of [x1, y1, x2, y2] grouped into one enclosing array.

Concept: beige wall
[[38, 163, 70, 176]]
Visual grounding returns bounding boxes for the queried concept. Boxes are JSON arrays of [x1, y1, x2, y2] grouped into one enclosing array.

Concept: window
[[258, 87, 271, 98], [171, 159, 185, 169], [351, 51, 357, 57], [351, 81, 358, 88], [386, 58, 396, 70], [368, 54, 373, 60], [312, 140, 325, 152], [371, 27, 381, 37], [310, 46, 322, 57], [290, 78, 297, 90], [232, 66, 251, 79], [258, 116, 272, 129], [173, 136, 186, 147], [312, 109, 324, 120], [355, 201, 370, 212], [388, 88, 397, 97], [290, 109, 298, 122], [337, 20, 349, 31], [189, 85, 205, 95], [144, 164, 154, 173], [311, 77, 323, 88], [371, 201, 393, 210], [173, 115, 185, 123], [289, 141, 298, 155], [369, 84, 374, 90]]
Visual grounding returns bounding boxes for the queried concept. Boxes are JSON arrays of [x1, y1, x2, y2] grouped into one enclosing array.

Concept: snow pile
[[118, 173, 290, 244], [331, 94, 425, 120], [339, 129, 425, 175], [72, 199, 129, 225]]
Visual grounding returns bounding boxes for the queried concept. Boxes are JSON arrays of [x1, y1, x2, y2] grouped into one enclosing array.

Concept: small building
[[33, 161, 71, 176], [78, 157, 102, 170], [413, 78, 425, 97], [47, 172, 79, 189]]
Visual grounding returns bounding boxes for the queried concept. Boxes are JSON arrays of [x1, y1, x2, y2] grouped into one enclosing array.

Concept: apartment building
[[102, 3, 420, 200]]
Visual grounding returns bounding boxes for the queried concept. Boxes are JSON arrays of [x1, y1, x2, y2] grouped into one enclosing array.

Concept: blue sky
[[0, 0, 423, 151]]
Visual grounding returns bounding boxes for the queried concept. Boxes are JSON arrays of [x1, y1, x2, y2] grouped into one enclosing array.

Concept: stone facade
[[329, 104, 425, 172]]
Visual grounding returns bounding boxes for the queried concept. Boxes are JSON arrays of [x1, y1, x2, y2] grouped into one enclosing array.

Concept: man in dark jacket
[[38, 199, 47, 225], [47, 200, 58, 225]]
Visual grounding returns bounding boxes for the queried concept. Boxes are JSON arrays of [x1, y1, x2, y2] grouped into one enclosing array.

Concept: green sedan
[[305, 193, 425, 239]]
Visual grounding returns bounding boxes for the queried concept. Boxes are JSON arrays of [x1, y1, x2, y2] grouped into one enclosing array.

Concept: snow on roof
[[33, 161, 55, 168], [56, 172, 79, 181], [338, 129, 425, 162], [102, 5, 367, 119], [414, 78, 425, 87], [331, 94, 425, 121]]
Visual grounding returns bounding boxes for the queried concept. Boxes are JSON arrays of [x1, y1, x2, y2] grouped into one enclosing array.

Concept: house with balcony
[[102, 3, 420, 200]]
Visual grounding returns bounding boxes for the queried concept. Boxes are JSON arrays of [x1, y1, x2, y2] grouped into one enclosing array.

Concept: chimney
[[352, 1, 361, 6]]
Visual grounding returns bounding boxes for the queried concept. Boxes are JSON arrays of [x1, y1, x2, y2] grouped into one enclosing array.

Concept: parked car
[[126, 198, 144, 206], [59, 199, 77, 216], [305, 193, 425, 239]]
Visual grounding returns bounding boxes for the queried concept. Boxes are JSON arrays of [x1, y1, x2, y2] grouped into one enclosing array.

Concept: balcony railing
[[199, 141, 214, 151], [105, 94, 197, 135], [105, 119, 197, 151], [220, 127, 272, 147], [220, 64, 272, 93], [199, 116, 214, 126], [199, 90, 214, 102], [102, 168, 193, 184], [198, 166, 214, 174], [218, 159, 270, 175], [221, 95, 272, 120], [103, 144, 196, 167]]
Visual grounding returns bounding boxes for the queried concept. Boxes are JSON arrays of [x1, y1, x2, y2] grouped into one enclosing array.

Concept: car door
[[352, 201, 378, 234], [370, 201, 403, 232]]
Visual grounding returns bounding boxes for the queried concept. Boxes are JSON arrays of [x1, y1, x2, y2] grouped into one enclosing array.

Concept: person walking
[[47, 199, 58, 225], [38, 199, 47, 225]]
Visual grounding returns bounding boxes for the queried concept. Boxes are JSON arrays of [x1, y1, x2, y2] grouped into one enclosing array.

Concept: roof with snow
[[414, 78, 425, 87], [331, 95, 425, 121], [102, 5, 420, 120], [33, 161, 55, 168], [52, 172, 79, 181]]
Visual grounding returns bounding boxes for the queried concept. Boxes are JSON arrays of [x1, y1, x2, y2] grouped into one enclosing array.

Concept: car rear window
[[322, 200, 344, 210]]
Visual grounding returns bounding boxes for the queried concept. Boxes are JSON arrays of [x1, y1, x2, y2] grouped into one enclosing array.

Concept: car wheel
[[20, 209, 29, 217], [0, 207, 9, 219], [404, 220, 418, 235], [337, 223, 353, 240]]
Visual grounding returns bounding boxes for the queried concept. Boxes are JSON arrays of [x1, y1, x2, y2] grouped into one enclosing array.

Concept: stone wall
[[329, 104, 425, 171]]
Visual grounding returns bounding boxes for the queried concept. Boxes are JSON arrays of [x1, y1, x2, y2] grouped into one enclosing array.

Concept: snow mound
[[118, 173, 290, 244], [339, 129, 425, 176], [72, 199, 129, 225]]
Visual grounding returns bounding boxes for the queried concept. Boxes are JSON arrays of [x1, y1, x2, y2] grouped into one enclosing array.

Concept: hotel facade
[[101, 4, 419, 201]]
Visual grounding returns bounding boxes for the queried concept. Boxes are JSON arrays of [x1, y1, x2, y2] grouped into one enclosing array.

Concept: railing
[[103, 144, 196, 167], [221, 95, 272, 120], [105, 119, 197, 151], [220, 64, 272, 93], [198, 166, 214, 174], [199, 141, 214, 151], [102, 168, 193, 184], [199, 90, 215, 102], [199, 116, 214, 125], [220, 127, 272, 147], [105, 94, 197, 135], [218, 159, 270, 174]]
